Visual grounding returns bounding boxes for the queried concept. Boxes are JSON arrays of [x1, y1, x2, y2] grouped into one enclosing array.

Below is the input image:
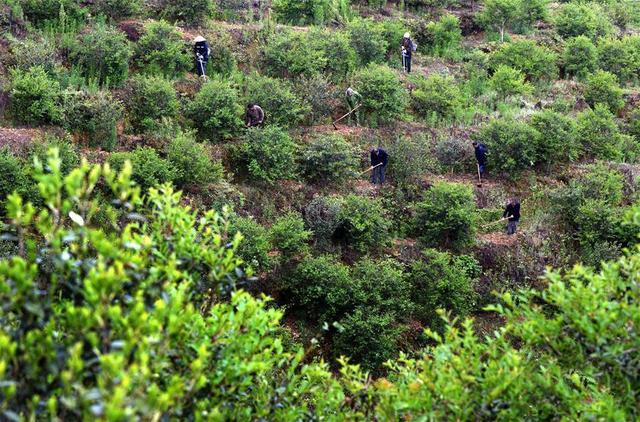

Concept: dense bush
[[20, 0, 83, 26], [476, 0, 520, 42], [205, 30, 237, 76], [422, 14, 462, 58], [152, 0, 214, 26], [387, 134, 437, 184], [270, 211, 311, 260], [307, 28, 357, 81], [435, 137, 474, 173], [61, 89, 122, 151], [489, 65, 533, 99], [262, 30, 326, 79], [109, 147, 177, 191], [272, 0, 349, 26], [243, 74, 307, 128], [473, 118, 541, 177], [352, 64, 408, 126], [135, 20, 191, 78], [304, 195, 343, 245], [597, 36, 640, 85], [347, 18, 388, 67], [71, 25, 132, 87], [242, 126, 298, 184], [295, 74, 337, 125], [300, 134, 358, 184], [409, 249, 478, 327], [187, 78, 243, 142], [490, 40, 558, 81], [8, 35, 58, 73], [529, 110, 578, 164], [563, 36, 597, 79], [409, 74, 461, 122], [554, 2, 613, 40], [9, 66, 61, 124], [166, 132, 223, 188], [91, 0, 141, 20], [0, 148, 30, 210], [229, 216, 272, 273], [576, 104, 623, 160], [338, 194, 391, 253], [125, 75, 179, 133], [413, 182, 476, 251], [27, 135, 80, 176], [583, 70, 624, 114]]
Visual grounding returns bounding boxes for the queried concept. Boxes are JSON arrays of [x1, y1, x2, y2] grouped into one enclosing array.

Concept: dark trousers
[[402, 54, 412, 73], [506, 220, 518, 235], [478, 163, 485, 176], [195, 58, 208, 76], [372, 165, 386, 184]]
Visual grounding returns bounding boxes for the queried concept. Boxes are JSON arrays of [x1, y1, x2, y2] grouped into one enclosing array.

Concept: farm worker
[[503, 198, 521, 235], [370, 146, 389, 185], [401, 32, 416, 73], [246, 103, 265, 127], [472, 141, 487, 177], [193, 36, 210, 77], [345, 87, 362, 126]]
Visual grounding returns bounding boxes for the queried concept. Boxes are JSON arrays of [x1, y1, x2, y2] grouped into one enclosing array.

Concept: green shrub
[[576, 104, 623, 160], [28, 136, 79, 176], [262, 30, 326, 79], [473, 118, 541, 177], [387, 134, 437, 184], [0, 148, 30, 208], [350, 258, 412, 317], [476, 0, 520, 42], [352, 64, 408, 126], [626, 107, 640, 141], [71, 25, 132, 87], [584, 70, 624, 114], [435, 137, 474, 173], [205, 30, 237, 77], [20, 0, 84, 26], [304, 195, 343, 245], [529, 110, 578, 164], [125, 75, 179, 133], [597, 36, 640, 85], [555, 2, 613, 40], [166, 132, 223, 188], [152, 0, 214, 26], [295, 74, 337, 125], [282, 254, 353, 320], [272, 0, 347, 25], [489, 65, 533, 99], [410, 74, 461, 122], [243, 74, 307, 128], [563, 36, 597, 79], [408, 249, 478, 327], [9, 66, 61, 124], [347, 18, 388, 66], [242, 126, 298, 184], [135, 20, 191, 78], [489, 40, 558, 81], [109, 147, 177, 191], [413, 182, 476, 251], [61, 89, 122, 151], [300, 134, 358, 184], [229, 216, 272, 273], [91, 0, 142, 20], [308, 28, 357, 81], [187, 78, 243, 142], [270, 211, 311, 260], [425, 14, 462, 58], [338, 194, 391, 252], [8, 35, 59, 73]]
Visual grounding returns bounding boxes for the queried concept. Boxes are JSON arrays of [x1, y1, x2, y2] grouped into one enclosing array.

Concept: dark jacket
[[504, 203, 521, 222], [194, 41, 210, 61], [246, 105, 265, 126], [401, 38, 415, 57], [371, 148, 389, 167], [474, 143, 487, 165]]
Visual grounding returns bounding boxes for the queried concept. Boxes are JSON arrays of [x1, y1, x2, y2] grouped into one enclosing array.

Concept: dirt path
[[0, 127, 44, 154]]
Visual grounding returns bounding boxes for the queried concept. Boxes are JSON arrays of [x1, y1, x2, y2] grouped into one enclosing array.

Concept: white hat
[[404, 32, 410, 38], [194, 35, 206, 43]]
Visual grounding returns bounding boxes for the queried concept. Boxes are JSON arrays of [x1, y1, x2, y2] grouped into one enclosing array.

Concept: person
[[193, 36, 210, 77], [370, 146, 389, 185], [503, 198, 521, 235], [345, 87, 362, 126], [472, 141, 487, 177], [246, 103, 265, 127], [401, 32, 416, 73]]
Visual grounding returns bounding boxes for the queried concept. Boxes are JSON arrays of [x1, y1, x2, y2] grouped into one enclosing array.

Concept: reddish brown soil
[[0, 127, 44, 154]]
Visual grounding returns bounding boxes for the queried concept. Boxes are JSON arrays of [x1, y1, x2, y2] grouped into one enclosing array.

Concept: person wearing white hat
[[401, 32, 416, 73], [193, 36, 211, 77]]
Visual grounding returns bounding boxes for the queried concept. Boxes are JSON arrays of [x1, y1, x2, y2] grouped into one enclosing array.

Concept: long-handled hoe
[[332, 104, 362, 130]]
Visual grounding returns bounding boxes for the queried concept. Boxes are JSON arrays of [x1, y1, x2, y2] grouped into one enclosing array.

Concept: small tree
[[555, 2, 613, 40], [576, 104, 623, 160], [126, 75, 180, 133], [242, 126, 299, 184], [489, 65, 533, 99], [584, 70, 624, 114], [413, 182, 476, 251], [347, 18, 388, 67], [478, 0, 520, 42], [563, 36, 597, 79], [352, 64, 408, 126], [187, 78, 243, 142]]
